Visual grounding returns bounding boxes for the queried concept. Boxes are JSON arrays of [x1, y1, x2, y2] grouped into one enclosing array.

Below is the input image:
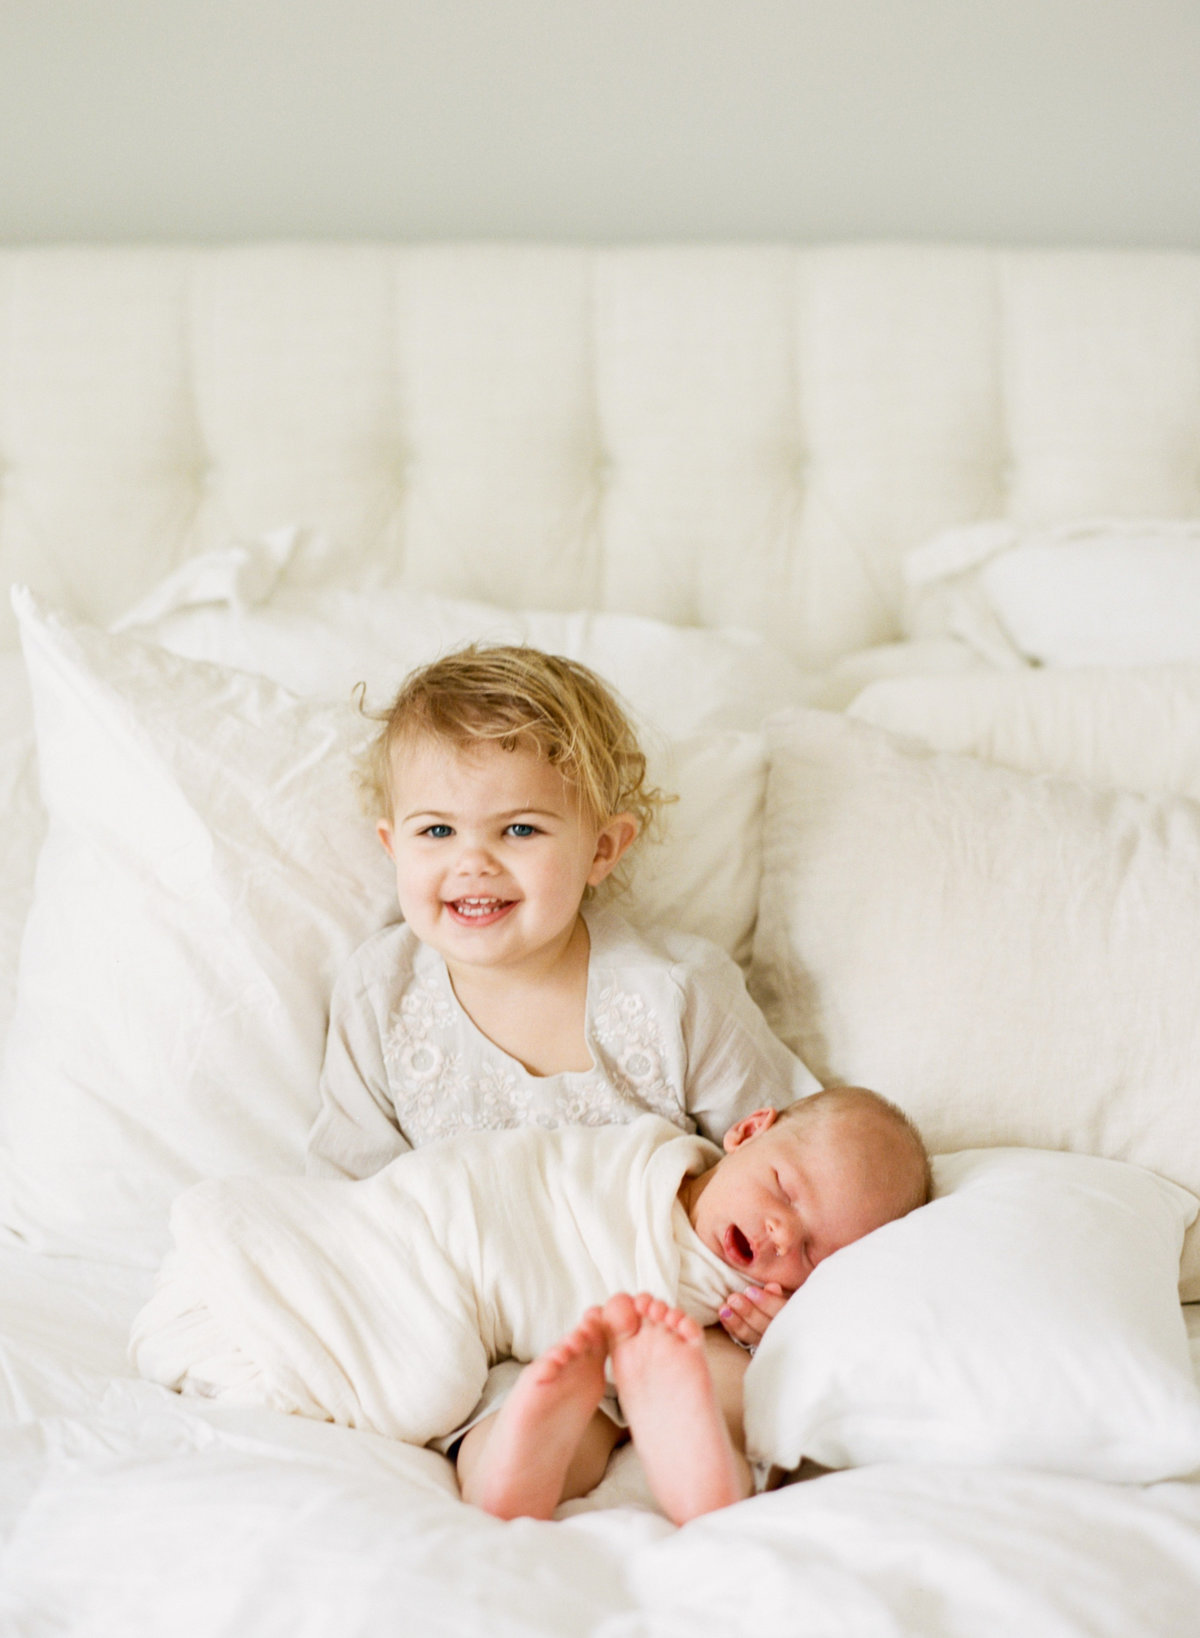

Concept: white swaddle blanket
[[131, 1114, 743, 1445]]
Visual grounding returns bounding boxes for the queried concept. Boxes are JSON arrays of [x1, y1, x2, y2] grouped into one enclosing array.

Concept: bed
[[4, 241, 1200, 1636]]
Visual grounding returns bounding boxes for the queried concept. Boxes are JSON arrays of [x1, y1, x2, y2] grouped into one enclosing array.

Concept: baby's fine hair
[[362, 644, 668, 843], [779, 1086, 934, 1215]]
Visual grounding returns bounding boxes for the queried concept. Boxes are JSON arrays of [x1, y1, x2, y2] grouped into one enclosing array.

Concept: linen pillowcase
[[0, 596, 771, 1263], [0, 593, 395, 1264], [903, 518, 1200, 667], [116, 533, 816, 740], [848, 665, 1200, 800], [744, 1148, 1200, 1483], [632, 731, 765, 969], [0, 652, 42, 1046], [749, 707, 1200, 1298]]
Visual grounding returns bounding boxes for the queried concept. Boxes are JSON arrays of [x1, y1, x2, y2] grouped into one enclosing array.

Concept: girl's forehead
[[388, 734, 579, 809], [390, 732, 539, 778]]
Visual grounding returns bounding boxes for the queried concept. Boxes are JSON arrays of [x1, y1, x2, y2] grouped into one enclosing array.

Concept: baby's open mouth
[[723, 1224, 754, 1267]]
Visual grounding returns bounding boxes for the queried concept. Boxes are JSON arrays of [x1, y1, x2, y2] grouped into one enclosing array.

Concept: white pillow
[[849, 665, 1200, 800], [744, 1148, 1200, 1483], [904, 518, 1200, 667], [632, 731, 765, 970], [0, 596, 770, 1263], [116, 533, 815, 739], [749, 707, 1200, 1299], [0, 593, 395, 1264], [0, 653, 42, 1046]]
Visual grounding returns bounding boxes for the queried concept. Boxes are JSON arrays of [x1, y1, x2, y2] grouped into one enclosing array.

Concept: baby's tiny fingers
[[722, 1290, 760, 1322], [718, 1299, 757, 1342], [743, 1284, 787, 1319]]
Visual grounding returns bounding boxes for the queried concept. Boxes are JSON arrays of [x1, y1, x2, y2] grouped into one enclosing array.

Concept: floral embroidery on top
[[380, 964, 687, 1148], [589, 978, 683, 1123]]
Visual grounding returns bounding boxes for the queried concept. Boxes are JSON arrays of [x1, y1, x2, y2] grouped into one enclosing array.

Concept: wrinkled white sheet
[[4, 1245, 1200, 1637]]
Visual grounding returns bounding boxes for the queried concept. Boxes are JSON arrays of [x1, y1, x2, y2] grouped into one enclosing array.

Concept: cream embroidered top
[[306, 904, 819, 1178]]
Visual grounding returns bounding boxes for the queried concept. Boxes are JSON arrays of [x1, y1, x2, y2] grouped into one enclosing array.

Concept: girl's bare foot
[[603, 1292, 750, 1525], [462, 1307, 610, 1520]]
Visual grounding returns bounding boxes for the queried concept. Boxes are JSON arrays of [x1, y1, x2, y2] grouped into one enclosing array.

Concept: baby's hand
[[718, 1282, 787, 1351]]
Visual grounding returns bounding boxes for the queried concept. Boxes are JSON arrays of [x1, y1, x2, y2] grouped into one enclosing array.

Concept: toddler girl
[[305, 642, 820, 1498]]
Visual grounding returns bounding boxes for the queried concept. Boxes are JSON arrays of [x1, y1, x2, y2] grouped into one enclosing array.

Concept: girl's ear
[[722, 1107, 780, 1153], [376, 819, 397, 861], [586, 812, 640, 886]]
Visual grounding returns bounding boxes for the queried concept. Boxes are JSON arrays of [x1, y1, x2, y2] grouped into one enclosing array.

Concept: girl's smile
[[445, 896, 516, 926]]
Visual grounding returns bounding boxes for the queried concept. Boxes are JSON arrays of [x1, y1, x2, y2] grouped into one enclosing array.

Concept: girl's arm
[[305, 958, 412, 1179], [677, 941, 821, 1144]]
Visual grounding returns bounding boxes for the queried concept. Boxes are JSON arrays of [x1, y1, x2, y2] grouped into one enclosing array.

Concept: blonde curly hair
[[361, 644, 670, 889]]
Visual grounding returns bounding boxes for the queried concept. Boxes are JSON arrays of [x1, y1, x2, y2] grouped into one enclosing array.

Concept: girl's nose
[[454, 841, 498, 874]]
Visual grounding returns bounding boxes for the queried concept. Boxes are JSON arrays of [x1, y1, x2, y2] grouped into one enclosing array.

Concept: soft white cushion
[[0, 594, 394, 1263], [0, 653, 41, 1047], [744, 1148, 1200, 1483], [0, 595, 773, 1262], [749, 707, 1200, 1299], [115, 532, 815, 741], [904, 518, 1200, 667], [849, 664, 1200, 799], [634, 731, 766, 968]]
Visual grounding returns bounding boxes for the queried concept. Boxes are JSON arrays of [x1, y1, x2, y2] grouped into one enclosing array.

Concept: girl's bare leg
[[456, 1309, 623, 1519], [702, 1322, 753, 1455], [603, 1292, 752, 1525]]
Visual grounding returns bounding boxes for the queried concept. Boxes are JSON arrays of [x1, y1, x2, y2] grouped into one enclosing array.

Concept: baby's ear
[[722, 1107, 780, 1152], [376, 819, 396, 861], [587, 812, 639, 885]]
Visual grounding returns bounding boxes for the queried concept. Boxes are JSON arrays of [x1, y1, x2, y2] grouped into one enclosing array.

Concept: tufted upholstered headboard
[[2, 242, 1199, 666]]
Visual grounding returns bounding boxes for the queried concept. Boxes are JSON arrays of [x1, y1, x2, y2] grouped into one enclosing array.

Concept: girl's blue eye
[[424, 824, 453, 839], [507, 823, 536, 838]]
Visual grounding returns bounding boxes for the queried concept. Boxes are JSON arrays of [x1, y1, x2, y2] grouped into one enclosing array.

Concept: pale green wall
[[2, 0, 1198, 246]]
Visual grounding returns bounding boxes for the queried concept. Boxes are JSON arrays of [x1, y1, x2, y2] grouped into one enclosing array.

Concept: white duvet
[[4, 1250, 1200, 1638], [131, 1115, 735, 1445]]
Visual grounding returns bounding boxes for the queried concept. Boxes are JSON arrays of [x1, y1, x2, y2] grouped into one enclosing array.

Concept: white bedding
[[6, 617, 1200, 1632], [6, 574, 1200, 1633], [3, 1242, 1200, 1636]]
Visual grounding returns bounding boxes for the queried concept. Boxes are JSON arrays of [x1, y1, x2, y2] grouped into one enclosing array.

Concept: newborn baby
[[132, 1087, 929, 1514]]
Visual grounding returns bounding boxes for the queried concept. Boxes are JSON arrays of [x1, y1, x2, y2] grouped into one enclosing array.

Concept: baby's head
[[680, 1087, 931, 1294]]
